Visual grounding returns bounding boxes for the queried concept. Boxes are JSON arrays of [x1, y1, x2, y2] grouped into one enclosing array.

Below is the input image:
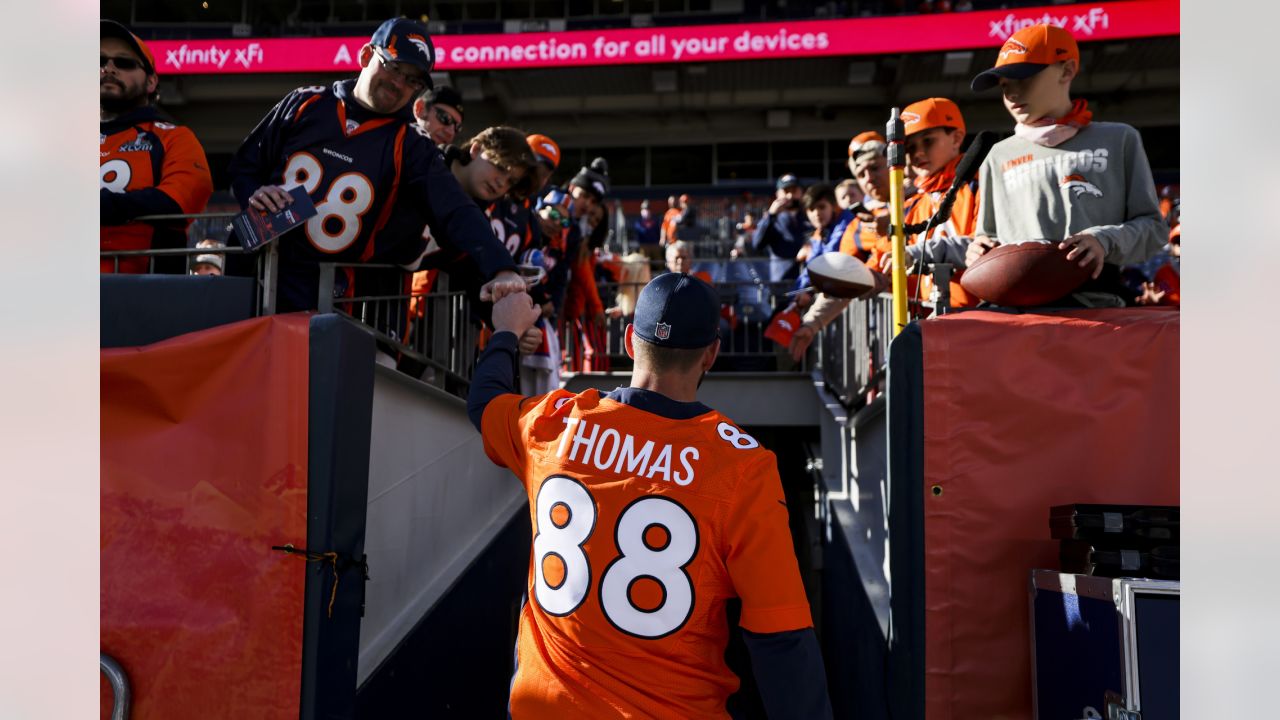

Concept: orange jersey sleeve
[[838, 207, 888, 261], [100, 120, 213, 273], [902, 182, 981, 307], [723, 452, 814, 633], [480, 390, 566, 480], [156, 124, 215, 215]]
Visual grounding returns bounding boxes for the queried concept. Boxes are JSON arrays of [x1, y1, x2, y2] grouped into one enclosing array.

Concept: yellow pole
[[886, 108, 909, 336]]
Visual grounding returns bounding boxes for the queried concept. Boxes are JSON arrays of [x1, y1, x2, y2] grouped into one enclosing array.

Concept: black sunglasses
[[432, 106, 460, 130], [372, 48, 429, 91], [101, 55, 145, 72]]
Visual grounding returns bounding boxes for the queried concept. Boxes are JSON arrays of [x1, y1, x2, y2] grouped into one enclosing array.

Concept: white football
[[806, 252, 876, 298]]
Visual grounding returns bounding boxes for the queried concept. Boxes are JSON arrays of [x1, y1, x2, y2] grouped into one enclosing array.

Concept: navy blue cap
[[370, 18, 436, 76], [776, 174, 799, 191], [632, 273, 720, 349]]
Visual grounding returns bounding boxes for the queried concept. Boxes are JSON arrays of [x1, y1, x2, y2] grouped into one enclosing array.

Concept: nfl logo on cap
[[655, 322, 672, 340]]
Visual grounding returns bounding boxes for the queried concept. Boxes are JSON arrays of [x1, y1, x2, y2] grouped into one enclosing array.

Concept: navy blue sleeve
[[406, 140, 517, 281], [467, 330, 521, 432], [742, 627, 833, 720], [228, 88, 311, 208], [751, 213, 777, 252], [100, 187, 183, 226]]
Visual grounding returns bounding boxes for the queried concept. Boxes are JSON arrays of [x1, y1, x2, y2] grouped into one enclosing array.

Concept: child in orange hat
[[870, 97, 981, 307], [965, 24, 1165, 304]]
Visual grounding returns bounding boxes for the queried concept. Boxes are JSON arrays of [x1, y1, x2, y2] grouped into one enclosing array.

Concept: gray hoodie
[[976, 121, 1166, 266]]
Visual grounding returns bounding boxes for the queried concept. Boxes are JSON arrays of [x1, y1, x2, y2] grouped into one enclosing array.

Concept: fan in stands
[[959, 242, 1092, 306]]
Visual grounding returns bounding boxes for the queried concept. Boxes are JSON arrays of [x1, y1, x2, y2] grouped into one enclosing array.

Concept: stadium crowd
[[100, 12, 1181, 719], [101, 14, 1180, 387]]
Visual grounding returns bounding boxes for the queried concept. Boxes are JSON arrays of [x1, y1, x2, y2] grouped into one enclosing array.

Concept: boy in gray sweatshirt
[[965, 23, 1166, 303]]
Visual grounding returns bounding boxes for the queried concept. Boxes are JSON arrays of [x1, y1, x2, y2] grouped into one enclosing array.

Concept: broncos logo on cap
[[407, 34, 433, 60], [999, 39, 1029, 61], [1061, 174, 1103, 198]]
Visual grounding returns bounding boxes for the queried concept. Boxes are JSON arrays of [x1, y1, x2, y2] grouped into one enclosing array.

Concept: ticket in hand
[[232, 186, 317, 251]]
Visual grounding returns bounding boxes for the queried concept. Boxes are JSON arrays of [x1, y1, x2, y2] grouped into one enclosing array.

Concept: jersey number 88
[[283, 152, 374, 254], [533, 475, 699, 640]]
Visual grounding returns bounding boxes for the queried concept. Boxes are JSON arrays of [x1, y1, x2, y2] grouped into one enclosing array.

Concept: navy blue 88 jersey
[[229, 79, 513, 311], [486, 196, 541, 259]]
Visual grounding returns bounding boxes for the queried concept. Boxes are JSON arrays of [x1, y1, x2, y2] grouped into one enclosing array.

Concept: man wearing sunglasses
[[100, 20, 214, 275], [412, 86, 465, 147], [228, 17, 524, 313]]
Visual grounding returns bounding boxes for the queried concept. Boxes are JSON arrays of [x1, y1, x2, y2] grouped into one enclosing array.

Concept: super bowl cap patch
[[632, 273, 720, 349]]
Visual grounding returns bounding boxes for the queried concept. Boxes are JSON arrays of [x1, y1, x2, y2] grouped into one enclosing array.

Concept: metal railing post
[[261, 241, 279, 315], [317, 262, 335, 314], [931, 262, 953, 316], [100, 653, 131, 720]]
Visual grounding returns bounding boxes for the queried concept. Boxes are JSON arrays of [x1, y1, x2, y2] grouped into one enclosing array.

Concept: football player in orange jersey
[[468, 273, 832, 719], [100, 20, 214, 274]]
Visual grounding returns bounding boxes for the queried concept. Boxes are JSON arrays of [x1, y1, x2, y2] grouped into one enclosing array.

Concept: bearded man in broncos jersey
[[100, 20, 213, 275], [228, 17, 524, 312]]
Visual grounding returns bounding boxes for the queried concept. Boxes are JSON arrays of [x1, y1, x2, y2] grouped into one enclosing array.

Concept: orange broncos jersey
[[482, 388, 812, 718], [837, 204, 889, 262], [100, 116, 213, 273], [660, 207, 682, 245], [864, 157, 980, 307]]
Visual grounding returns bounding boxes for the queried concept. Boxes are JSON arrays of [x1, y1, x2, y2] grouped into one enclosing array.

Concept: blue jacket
[[632, 216, 660, 246], [796, 208, 854, 291], [751, 210, 812, 283]]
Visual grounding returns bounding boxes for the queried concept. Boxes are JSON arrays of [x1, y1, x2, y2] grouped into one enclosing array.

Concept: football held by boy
[[967, 24, 1165, 301]]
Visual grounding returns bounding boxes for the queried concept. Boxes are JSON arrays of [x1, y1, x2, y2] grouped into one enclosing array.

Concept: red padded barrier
[[920, 308, 1179, 719], [101, 314, 311, 719]]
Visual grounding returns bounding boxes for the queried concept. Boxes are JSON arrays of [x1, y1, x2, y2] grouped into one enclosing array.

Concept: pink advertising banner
[[148, 0, 1177, 75]]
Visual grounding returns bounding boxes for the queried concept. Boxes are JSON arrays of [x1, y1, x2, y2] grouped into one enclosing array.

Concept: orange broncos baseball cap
[[526, 133, 561, 170], [971, 24, 1080, 92], [848, 130, 885, 157], [101, 19, 157, 74], [901, 98, 965, 138]]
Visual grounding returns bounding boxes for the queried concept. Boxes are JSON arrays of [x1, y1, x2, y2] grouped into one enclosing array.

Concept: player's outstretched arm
[[466, 291, 541, 431]]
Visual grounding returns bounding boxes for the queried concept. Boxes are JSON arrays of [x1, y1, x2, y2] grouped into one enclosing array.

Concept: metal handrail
[[566, 273, 805, 372], [100, 653, 131, 720], [100, 243, 280, 316], [102, 217, 914, 406], [315, 262, 481, 394], [816, 293, 894, 409]]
